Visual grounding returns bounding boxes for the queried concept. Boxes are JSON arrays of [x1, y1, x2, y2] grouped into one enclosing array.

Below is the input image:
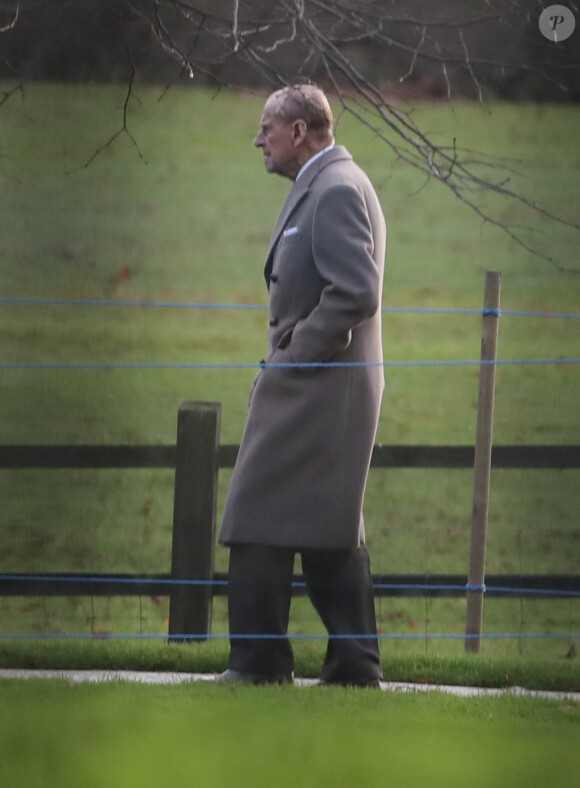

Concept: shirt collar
[[296, 144, 335, 181]]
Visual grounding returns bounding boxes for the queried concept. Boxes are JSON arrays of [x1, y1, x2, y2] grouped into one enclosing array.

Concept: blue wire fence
[[1, 295, 579, 320], [1, 295, 578, 645], [1, 297, 578, 369], [2, 574, 580, 596]]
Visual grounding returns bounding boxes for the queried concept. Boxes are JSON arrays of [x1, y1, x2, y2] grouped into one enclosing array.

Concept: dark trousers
[[226, 544, 382, 682]]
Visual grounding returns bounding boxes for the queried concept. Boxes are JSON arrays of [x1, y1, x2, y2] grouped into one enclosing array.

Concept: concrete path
[[1, 669, 578, 702]]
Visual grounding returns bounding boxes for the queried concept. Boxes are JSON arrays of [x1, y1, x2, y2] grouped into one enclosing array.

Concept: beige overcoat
[[219, 146, 386, 549]]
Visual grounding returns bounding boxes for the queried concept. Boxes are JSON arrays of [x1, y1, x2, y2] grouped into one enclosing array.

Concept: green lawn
[[1, 679, 579, 788], [0, 83, 578, 657]]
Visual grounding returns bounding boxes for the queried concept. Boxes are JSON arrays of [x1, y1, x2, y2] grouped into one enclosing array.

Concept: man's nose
[[254, 133, 264, 148]]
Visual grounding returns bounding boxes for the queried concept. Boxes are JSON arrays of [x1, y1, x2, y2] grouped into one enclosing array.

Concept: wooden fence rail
[[2, 573, 578, 600], [1, 443, 579, 470], [1, 401, 579, 641]]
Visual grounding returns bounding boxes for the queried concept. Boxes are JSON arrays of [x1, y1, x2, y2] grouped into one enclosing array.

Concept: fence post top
[[179, 401, 222, 413]]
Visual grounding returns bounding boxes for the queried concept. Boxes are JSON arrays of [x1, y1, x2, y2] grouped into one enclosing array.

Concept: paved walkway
[[1, 669, 578, 702]]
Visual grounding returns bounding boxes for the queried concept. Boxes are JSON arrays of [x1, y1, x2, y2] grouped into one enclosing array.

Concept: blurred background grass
[[2, 679, 579, 788], [0, 84, 578, 657]]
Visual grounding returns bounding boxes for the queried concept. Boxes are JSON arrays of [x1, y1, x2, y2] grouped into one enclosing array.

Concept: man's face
[[254, 97, 299, 180]]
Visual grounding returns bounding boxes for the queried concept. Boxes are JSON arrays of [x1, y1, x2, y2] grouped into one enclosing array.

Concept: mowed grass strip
[[2, 639, 580, 692]]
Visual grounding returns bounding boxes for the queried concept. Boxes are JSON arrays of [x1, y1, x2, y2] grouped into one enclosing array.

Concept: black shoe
[[215, 669, 294, 686], [316, 677, 382, 689]]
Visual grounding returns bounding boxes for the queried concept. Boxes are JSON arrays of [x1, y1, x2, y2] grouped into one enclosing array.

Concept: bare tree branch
[[67, 47, 145, 173], [0, 80, 23, 106], [0, 0, 19, 33], [2, 0, 579, 269]]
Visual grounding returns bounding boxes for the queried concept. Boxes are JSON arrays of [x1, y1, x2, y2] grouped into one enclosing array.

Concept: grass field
[[1, 679, 579, 788], [0, 83, 578, 660]]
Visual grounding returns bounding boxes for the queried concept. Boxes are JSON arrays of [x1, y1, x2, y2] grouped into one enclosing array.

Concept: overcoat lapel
[[263, 146, 353, 287], [264, 179, 309, 287]]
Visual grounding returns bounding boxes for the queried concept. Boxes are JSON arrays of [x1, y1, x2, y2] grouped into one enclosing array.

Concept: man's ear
[[292, 119, 308, 145]]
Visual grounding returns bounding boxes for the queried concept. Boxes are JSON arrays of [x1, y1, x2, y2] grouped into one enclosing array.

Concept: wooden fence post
[[168, 401, 221, 643], [465, 272, 501, 653]]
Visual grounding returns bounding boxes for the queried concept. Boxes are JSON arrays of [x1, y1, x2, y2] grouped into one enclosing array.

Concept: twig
[[0, 0, 19, 34], [67, 70, 145, 173]]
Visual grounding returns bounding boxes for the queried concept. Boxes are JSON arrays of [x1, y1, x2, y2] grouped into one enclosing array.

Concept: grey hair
[[271, 84, 334, 140]]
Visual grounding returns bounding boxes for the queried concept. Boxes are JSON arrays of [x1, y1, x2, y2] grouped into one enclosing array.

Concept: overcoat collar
[[264, 146, 353, 287]]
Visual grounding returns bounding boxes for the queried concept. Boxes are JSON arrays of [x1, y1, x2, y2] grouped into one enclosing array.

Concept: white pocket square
[[283, 226, 300, 237]]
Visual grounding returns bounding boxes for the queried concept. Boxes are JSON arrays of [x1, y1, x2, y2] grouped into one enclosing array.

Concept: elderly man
[[218, 84, 386, 687]]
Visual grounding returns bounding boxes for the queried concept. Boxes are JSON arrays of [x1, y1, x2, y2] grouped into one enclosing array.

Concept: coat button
[[269, 317, 279, 327], [270, 274, 279, 283]]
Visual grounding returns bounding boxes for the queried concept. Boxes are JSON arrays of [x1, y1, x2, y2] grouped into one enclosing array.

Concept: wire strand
[[1, 296, 579, 319]]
